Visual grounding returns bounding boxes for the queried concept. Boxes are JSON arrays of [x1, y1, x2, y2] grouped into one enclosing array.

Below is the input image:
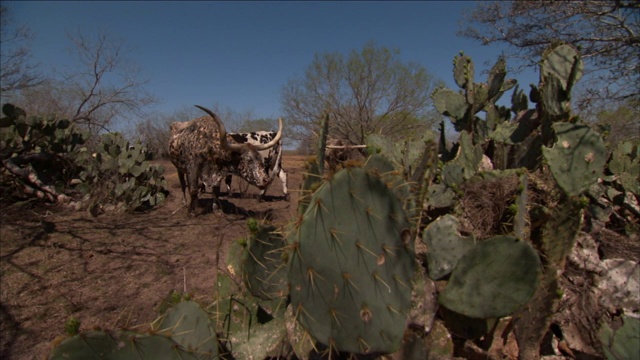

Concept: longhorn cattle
[[168, 105, 283, 214], [222, 130, 289, 201], [325, 139, 367, 172]]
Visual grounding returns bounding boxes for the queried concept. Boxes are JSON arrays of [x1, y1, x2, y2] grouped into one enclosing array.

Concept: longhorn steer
[[168, 105, 283, 214], [221, 130, 289, 201], [325, 139, 367, 172]]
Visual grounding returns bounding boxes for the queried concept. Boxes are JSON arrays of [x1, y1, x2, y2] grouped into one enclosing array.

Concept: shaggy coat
[[168, 105, 282, 214]]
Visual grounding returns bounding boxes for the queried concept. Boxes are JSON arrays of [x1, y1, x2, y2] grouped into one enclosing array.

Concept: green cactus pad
[[426, 183, 456, 208], [432, 88, 468, 122], [243, 222, 289, 300], [511, 85, 529, 113], [487, 57, 507, 100], [215, 294, 287, 360], [288, 168, 415, 354], [438, 236, 541, 319], [453, 53, 474, 89], [542, 122, 606, 196], [609, 141, 639, 194], [298, 160, 323, 215], [540, 200, 583, 266], [49, 331, 200, 360], [422, 215, 476, 280], [155, 300, 218, 359], [541, 43, 583, 92], [599, 315, 640, 360], [455, 131, 483, 178], [363, 154, 414, 216]]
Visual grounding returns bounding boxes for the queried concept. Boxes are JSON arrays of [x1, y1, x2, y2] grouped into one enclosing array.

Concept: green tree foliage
[[459, 1, 639, 114], [281, 41, 442, 146]]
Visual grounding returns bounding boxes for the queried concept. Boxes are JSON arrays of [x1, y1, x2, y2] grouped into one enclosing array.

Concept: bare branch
[[459, 1, 640, 111], [0, 5, 43, 95]]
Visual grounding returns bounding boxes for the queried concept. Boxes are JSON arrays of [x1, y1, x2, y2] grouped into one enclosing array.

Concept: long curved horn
[[195, 105, 245, 152], [252, 118, 283, 151], [326, 145, 368, 149]]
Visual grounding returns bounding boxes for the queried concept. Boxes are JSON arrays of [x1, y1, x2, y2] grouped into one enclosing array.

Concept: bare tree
[[15, 30, 156, 136], [459, 1, 640, 114], [65, 30, 156, 134], [281, 42, 442, 146], [0, 5, 43, 96]]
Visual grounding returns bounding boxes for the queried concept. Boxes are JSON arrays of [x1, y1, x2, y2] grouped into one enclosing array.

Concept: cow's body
[[168, 105, 282, 214], [222, 131, 289, 201], [325, 139, 366, 172]]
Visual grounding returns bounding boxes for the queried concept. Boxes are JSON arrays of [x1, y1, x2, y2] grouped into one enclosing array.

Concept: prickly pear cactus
[[214, 293, 288, 360], [288, 167, 415, 354], [49, 331, 200, 360], [542, 122, 607, 196], [242, 220, 289, 300], [432, 88, 468, 131], [154, 300, 218, 359], [297, 160, 323, 215], [536, 43, 584, 119], [363, 154, 415, 218], [422, 214, 476, 280], [438, 236, 541, 319], [366, 130, 437, 184], [540, 43, 583, 93], [599, 315, 640, 360], [608, 141, 639, 194]]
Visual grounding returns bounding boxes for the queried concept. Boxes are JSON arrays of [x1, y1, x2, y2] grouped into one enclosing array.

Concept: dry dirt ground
[[1, 155, 309, 360]]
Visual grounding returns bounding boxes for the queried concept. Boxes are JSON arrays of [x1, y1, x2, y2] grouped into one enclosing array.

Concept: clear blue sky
[[6, 1, 538, 125]]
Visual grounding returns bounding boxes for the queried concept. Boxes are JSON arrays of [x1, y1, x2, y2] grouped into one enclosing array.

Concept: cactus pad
[[599, 315, 640, 360], [243, 222, 289, 300], [288, 168, 415, 354], [49, 331, 200, 360], [155, 300, 218, 359], [422, 214, 476, 280], [432, 88, 468, 123], [438, 236, 541, 319], [541, 43, 583, 92], [542, 122, 606, 196]]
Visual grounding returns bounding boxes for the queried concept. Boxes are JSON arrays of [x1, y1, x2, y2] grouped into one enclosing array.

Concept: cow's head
[[194, 105, 283, 188]]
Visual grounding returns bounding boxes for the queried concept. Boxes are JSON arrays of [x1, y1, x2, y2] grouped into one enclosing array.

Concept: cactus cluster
[[76, 132, 168, 212], [47, 41, 635, 360], [0, 104, 88, 202], [0, 104, 168, 212]]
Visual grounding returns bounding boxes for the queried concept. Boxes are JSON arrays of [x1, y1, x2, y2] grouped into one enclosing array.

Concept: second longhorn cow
[[168, 105, 283, 214], [221, 129, 289, 201]]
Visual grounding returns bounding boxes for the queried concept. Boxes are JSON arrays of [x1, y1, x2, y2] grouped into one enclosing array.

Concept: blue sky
[[6, 1, 538, 126]]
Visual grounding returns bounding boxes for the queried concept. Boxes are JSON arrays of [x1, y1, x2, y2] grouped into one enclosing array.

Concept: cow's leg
[[258, 185, 268, 202], [177, 170, 188, 205], [187, 166, 202, 215], [278, 169, 290, 201], [224, 174, 233, 195]]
